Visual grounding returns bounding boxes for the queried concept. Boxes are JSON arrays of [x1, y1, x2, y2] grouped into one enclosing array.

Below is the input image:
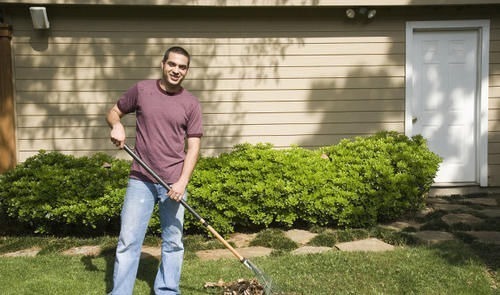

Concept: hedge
[[0, 131, 441, 235]]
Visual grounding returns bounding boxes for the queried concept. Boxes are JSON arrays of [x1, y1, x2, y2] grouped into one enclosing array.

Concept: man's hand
[[110, 123, 126, 148], [106, 104, 126, 149], [167, 181, 188, 202]]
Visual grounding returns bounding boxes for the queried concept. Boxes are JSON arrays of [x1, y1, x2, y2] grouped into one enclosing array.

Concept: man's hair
[[162, 46, 191, 65]]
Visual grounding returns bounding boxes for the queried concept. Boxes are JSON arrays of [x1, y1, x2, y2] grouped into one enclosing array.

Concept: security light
[[30, 7, 50, 29]]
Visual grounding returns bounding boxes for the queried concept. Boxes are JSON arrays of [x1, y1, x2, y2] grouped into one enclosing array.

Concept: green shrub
[[0, 151, 130, 235], [187, 131, 441, 234], [0, 131, 440, 236], [320, 131, 441, 225]]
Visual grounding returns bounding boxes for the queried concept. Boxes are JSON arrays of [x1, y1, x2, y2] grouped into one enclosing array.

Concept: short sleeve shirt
[[117, 79, 203, 183]]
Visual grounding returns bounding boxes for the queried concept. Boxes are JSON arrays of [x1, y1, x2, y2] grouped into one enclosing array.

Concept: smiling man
[[106, 46, 203, 295]]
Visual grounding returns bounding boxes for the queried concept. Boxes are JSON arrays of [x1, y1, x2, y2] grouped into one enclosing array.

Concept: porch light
[[346, 8, 356, 19], [345, 7, 377, 20], [29, 7, 50, 29]]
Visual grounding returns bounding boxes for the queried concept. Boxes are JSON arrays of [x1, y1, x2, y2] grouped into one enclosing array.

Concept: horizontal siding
[[15, 65, 405, 80], [11, 5, 407, 163], [14, 54, 404, 69], [3, 0, 500, 6], [8, 5, 500, 186], [14, 77, 404, 92], [489, 18, 500, 186], [13, 88, 404, 103]]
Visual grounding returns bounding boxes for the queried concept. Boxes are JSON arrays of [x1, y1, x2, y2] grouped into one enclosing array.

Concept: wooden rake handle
[[122, 144, 246, 263]]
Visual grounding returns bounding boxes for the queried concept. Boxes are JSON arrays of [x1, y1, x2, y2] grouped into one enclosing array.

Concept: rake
[[123, 144, 275, 294]]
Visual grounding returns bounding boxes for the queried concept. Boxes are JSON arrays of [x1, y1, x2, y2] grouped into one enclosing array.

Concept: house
[[0, 1, 499, 188]]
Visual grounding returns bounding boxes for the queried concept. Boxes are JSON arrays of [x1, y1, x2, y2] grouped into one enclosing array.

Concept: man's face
[[161, 52, 189, 89]]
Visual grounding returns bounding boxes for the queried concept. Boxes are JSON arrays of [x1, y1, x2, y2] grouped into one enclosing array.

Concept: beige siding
[[7, 5, 500, 185], [3, 0, 500, 6]]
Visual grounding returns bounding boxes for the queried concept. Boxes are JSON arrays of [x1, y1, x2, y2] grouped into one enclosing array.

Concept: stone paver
[[196, 246, 272, 261], [441, 213, 483, 226], [141, 246, 161, 258], [62, 245, 102, 257], [414, 231, 455, 245], [285, 229, 318, 245], [1, 247, 41, 257], [465, 231, 500, 245], [461, 198, 498, 207], [228, 233, 257, 248], [478, 209, 500, 218], [431, 203, 469, 211], [382, 220, 422, 231], [291, 246, 333, 255], [335, 238, 394, 252]]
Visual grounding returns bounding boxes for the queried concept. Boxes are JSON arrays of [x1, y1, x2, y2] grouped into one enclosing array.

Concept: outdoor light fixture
[[29, 7, 50, 29], [367, 9, 377, 19], [345, 8, 356, 19], [345, 7, 377, 20]]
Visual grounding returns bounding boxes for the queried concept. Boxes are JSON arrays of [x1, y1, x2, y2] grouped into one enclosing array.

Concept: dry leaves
[[204, 278, 265, 295]]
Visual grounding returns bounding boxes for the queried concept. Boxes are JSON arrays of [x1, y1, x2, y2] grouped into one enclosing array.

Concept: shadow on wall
[[10, 4, 499, 172]]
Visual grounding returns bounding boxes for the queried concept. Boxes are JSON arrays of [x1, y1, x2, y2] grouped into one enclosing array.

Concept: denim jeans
[[111, 178, 185, 295]]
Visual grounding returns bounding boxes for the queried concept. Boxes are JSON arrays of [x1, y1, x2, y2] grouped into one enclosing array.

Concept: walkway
[[2, 193, 499, 259]]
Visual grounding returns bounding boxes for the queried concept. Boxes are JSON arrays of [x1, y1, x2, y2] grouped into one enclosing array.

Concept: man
[[106, 46, 203, 295]]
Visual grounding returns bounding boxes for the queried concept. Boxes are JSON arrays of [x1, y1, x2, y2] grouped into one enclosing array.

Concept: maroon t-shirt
[[117, 79, 203, 183]]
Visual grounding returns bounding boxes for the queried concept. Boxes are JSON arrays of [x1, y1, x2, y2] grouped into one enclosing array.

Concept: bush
[[0, 131, 441, 236], [320, 131, 441, 224], [0, 151, 130, 235], [186, 131, 441, 234]]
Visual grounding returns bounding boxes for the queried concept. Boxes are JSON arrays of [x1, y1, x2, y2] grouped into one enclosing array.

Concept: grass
[[1, 194, 499, 294], [0, 233, 498, 295]]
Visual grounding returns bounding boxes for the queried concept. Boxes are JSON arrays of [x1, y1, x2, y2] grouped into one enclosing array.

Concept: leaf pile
[[204, 278, 264, 295]]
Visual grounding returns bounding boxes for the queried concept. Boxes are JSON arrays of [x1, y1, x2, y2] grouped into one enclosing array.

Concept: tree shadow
[[10, 5, 310, 159]]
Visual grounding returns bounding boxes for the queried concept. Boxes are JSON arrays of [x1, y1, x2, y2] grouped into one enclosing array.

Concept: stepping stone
[[285, 229, 318, 245], [478, 209, 500, 218], [432, 203, 468, 212], [228, 233, 257, 248], [414, 231, 455, 245], [417, 207, 435, 218], [196, 246, 272, 261], [141, 246, 161, 259], [461, 198, 498, 207], [382, 221, 422, 231], [465, 231, 500, 245], [441, 213, 483, 226], [426, 198, 451, 204], [1, 247, 41, 257], [335, 238, 394, 252], [291, 246, 333, 255], [62, 245, 102, 257]]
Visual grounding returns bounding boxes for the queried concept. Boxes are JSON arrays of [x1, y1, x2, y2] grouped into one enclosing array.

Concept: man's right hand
[[110, 123, 126, 148], [106, 104, 126, 149]]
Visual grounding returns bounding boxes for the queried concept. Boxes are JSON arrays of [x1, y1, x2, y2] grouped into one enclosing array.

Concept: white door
[[409, 30, 478, 183]]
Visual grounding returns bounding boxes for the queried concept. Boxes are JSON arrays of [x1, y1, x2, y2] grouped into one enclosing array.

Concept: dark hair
[[162, 46, 191, 65]]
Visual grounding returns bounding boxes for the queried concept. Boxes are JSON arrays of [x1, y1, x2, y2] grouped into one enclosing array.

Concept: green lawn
[[0, 237, 498, 294]]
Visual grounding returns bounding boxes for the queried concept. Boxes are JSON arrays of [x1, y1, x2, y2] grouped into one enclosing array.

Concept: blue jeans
[[111, 178, 185, 295]]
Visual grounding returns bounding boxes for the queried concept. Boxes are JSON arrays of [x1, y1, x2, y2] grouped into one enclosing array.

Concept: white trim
[[405, 20, 490, 187]]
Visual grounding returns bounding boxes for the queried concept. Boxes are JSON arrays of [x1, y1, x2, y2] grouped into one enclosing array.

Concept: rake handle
[[122, 144, 245, 263]]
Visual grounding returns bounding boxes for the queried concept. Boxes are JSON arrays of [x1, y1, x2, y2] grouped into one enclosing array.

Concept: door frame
[[405, 20, 490, 187]]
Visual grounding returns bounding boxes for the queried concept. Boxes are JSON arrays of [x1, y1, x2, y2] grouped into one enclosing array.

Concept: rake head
[[243, 259, 276, 294]]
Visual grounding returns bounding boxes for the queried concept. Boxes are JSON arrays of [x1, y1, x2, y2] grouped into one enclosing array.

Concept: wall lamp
[[30, 7, 50, 29], [346, 7, 377, 20]]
